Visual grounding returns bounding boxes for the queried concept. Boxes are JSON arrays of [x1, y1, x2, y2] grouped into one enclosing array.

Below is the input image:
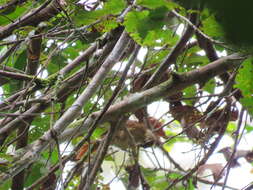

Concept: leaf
[[183, 85, 197, 105], [0, 1, 32, 25], [179, 53, 209, 72], [103, 0, 126, 14], [201, 12, 224, 39], [188, 178, 195, 190], [148, 49, 169, 64], [124, 7, 169, 45], [137, 0, 167, 9], [226, 122, 236, 133], [73, 0, 126, 25], [2, 49, 26, 94], [202, 78, 215, 94], [245, 124, 253, 133], [0, 153, 13, 162], [235, 58, 253, 115], [142, 168, 169, 189], [137, 0, 178, 9], [29, 114, 50, 142], [0, 180, 11, 190], [99, 17, 118, 32], [24, 162, 45, 187]]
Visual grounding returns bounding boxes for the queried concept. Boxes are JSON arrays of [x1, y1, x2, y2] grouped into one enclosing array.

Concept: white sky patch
[[148, 100, 170, 119], [125, 79, 131, 85], [217, 50, 227, 57], [0, 87, 3, 102], [46, 39, 54, 48], [35, 90, 42, 98], [189, 38, 196, 43], [0, 46, 7, 56], [112, 61, 124, 72], [176, 23, 185, 36], [197, 50, 206, 56], [91, 95, 104, 105], [57, 42, 68, 49], [137, 47, 148, 63], [101, 161, 126, 190], [170, 142, 201, 170], [111, 85, 116, 91], [140, 147, 173, 169], [154, 46, 163, 50]]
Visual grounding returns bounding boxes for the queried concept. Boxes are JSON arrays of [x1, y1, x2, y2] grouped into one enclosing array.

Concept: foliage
[[0, 0, 253, 190]]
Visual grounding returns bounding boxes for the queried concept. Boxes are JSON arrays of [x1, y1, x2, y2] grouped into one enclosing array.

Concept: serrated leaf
[[124, 7, 169, 45], [201, 14, 224, 38]]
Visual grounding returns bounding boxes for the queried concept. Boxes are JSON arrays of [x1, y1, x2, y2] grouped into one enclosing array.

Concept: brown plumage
[[112, 119, 158, 150]]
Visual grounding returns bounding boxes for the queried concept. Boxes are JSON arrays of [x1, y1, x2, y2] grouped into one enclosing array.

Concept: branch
[[0, 42, 21, 64], [59, 54, 245, 142], [0, 0, 62, 40], [143, 13, 197, 89], [0, 53, 245, 185], [0, 37, 117, 142], [0, 0, 27, 12], [81, 118, 126, 190], [0, 70, 41, 82], [196, 32, 243, 100]]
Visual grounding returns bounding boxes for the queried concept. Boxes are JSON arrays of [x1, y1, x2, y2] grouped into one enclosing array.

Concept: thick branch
[[0, 0, 62, 40], [0, 0, 27, 12], [0, 53, 244, 185], [0, 70, 43, 83]]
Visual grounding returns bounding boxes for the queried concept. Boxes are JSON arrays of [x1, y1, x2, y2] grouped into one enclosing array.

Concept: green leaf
[[103, 0, 126, 14], [30, 114, 50, 142], [245, 124, 253, 133], [24, 162, 45, 187], [0, 153, 13, 162], [73, 0, 126, 26], [235, 58, 253, 115], [203, 78, 215, 94], [226, 122, 237, 133], [100, 18, 118, 32], [2, 49, 26, 95], [148, 49, 169, 64], [42, 148, 59, 165], [178, 53, 209, 72], [124, 7, 169, 45], [137, 0, 178, 9], [168, 172, 182, 179], [142, 168, 169, 189], [240, 97, 253, 116], [188, 178, 195, 190], [201, 13, 224, 39], [137, 0, 167, 9], [0, 1, 32, 25], [183, 85, 197, 105], [0, 180, 11, 190]]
